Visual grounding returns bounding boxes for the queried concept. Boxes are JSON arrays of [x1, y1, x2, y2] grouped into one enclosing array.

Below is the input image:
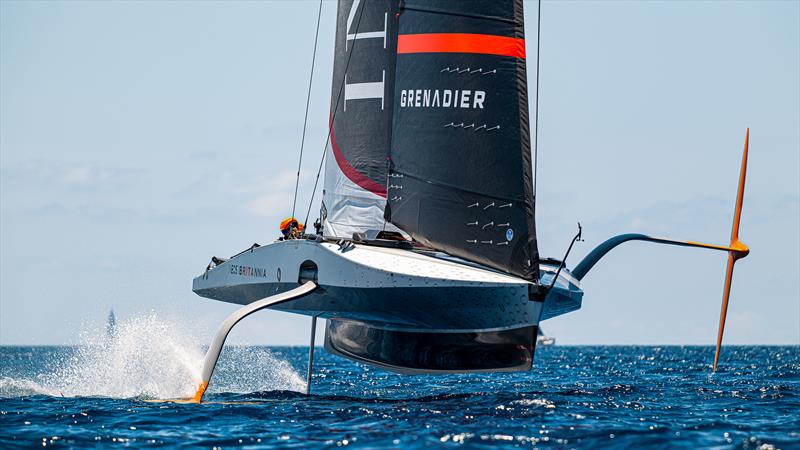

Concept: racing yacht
[[188, 0, 750, 402]]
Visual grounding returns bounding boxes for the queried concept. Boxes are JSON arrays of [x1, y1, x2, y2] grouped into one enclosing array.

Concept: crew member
[[279, 217, 304, 240]]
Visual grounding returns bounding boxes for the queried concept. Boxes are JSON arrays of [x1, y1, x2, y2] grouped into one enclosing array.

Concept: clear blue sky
[[1, 0, 798, 345]]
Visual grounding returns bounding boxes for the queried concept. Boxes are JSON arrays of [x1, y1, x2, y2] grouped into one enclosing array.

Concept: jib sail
[[321, 0, 400, 238], [384, 0, 539, 280]]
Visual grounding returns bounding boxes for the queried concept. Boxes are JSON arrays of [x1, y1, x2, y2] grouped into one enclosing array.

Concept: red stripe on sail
[[329, 115, 387, 198], [397, 33, 526, 59]]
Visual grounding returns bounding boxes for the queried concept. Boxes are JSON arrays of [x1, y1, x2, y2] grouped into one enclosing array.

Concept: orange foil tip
[[191, 381, 209, 404]]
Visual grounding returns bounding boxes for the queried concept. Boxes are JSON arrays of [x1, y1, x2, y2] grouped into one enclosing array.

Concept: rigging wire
[[303, 0, 369, 229], [290, 0, 324, 223], [532, 0, 542, 201]]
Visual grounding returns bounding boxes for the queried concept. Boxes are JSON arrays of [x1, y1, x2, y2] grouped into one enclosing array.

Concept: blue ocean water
[[1, 320, 798, 449]]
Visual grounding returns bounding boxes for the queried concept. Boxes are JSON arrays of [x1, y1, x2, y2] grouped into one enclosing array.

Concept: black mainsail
[[385, 0, 539, 280], [323, 0, 539, 281]]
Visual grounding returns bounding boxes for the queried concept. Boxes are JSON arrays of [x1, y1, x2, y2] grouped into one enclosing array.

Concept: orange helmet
[[280, 217, 304, 234]]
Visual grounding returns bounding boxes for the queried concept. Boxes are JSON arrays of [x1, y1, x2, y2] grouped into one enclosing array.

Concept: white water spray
[[0, 312, 306, 399]]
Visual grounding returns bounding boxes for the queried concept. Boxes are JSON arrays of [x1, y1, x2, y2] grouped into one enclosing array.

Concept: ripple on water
[[0, 335, 797, 449]]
